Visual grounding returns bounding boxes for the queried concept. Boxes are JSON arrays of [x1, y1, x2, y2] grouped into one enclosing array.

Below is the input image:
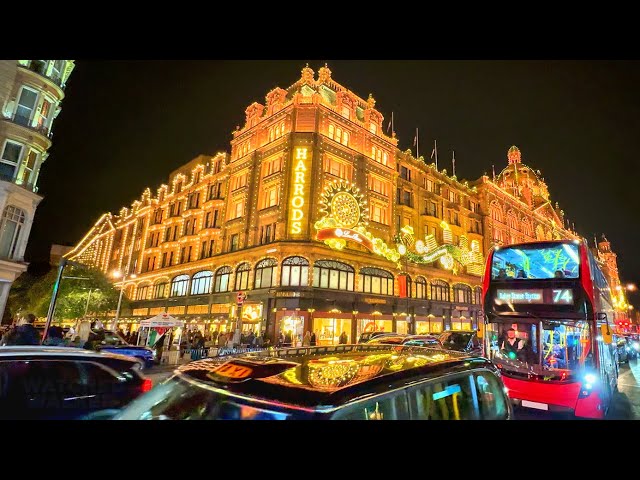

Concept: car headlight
[[151, 350, 157, 358]]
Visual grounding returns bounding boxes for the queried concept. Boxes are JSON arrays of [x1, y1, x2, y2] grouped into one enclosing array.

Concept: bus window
[[407, 374, 478, 420], [333, 390, 409, 420]]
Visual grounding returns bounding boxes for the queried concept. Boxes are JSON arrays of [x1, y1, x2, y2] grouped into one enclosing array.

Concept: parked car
[[623, 334, 640, 360], [112, 344, 513, 420], [365, 334, 408, 345], [401, 335, 442, 348], [438, 330, 483, 355], [0, 346, 152, 420], [615, 336, 629, 364], [357, 331, 399, 344], [94, 331, 157, 369]]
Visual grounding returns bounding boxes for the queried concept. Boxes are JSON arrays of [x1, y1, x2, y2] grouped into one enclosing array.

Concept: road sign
[[236, 291, 247, 305]]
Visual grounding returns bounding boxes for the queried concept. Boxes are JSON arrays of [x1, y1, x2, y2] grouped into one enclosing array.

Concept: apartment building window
[[425, 178, 434, 192], [358, 267, 394, 296], [212, 209, 219, 227], [268, 121, 286, 142], [204, 211, 211, 229], [263, 156, 282, 177], [470, 201, 478, 213], [16, 149, 38, 187], [200, 239, 215, 259], [188, 192, 200, 209], [234, 263, 250, 291], [341, 106, 350, 119], [451, 211, 459, 226], [35, 97, 53, 130], [254, 258, 277, 289], [0, 140, 23, 179], [448, 190, 458, 203], [229, 200, 244, 220], [399, 166, 411, 181], [136, 285, 149, 301], [0, 205, 25, 259], [163, 226, 171, 242], [153, 208, 163, 224], [183, 219, 191, 236], [207, 182, 222, 200], [369, 122, 377, 134], [397, 189, 413, 208], [313, 260, 355, 291], [370, 146, 387, 166], [325, 156, 351, 181], [152, 282, 168, 299], [170, 275, 189, 297], [260, 187, 279, 209], [191, 271, 213, 295], [168, 251, 174, 266], [175, 181, 183, 194], [212, 159, 222, 174], [415, 276, 427, 299], [370, 201, 389, 225], [229, 234, 239, 252], [260, 223, 276, 245], [161, 252, 168, 267], [453, 284, 472, 304], [214, 266, 231, 293], [14, 86, 38, 125], [430, 280, 450, 302], [231, 173, 248, 191], [281, 256, 309, 287], [425, 200, 438, 217], [328, 124, 349, 146], [369, 176, 389, 197], [172, 225, 179, 241]]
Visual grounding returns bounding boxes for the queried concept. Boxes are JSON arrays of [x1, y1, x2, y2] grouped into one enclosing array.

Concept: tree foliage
[[7, 265, 129, 321]]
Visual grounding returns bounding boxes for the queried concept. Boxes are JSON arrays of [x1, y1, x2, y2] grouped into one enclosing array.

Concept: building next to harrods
[[0, 60, 75, 318], [67, 65, 489, 344], [67, 64, 611, 345]]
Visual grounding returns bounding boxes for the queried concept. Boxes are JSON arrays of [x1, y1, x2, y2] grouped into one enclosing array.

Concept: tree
[[7, 265, 128, 321]]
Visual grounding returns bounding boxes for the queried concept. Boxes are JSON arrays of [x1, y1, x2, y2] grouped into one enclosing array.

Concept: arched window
[[405, 274, 413, 298], [535, 224, 545, 240], [313, 260, 354, 291], [474, 287, 483, 305], [191, 271, 213, 295], [506, 211, 518, 230], [358, 267, 394, 296], [415, 276, 427, 299], [490, 202, 502, 223], [453, 284, 472, 304], [281, 256, 309, 287], [254, 258, 277, 289], [152, 280, 169, 299], [521, 220, 533, 238], [430, 279, 450, 302], [328, 124, 335, 140], [0, 205, 25, 259], [170, 274, 189, 297], [234, 262, 250, 291], [136, 284, 150, 300], [214, 266, 231, 293], [268, 127, 274, 142], [342, 130, 349, 146]]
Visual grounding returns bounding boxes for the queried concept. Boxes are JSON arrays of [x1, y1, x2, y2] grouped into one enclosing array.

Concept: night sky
[[26, 60, 640, 305]]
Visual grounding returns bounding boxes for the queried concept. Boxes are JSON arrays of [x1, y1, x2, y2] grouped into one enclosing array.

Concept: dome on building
[[496, 145, 549, 206]]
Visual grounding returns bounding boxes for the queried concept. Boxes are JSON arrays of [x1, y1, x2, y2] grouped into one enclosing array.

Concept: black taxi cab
[[115, 344, 512, 420]]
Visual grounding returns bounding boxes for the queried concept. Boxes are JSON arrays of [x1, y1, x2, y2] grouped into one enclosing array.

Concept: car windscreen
[[115, 376, 291, 420], [439, 332, 472, 351]]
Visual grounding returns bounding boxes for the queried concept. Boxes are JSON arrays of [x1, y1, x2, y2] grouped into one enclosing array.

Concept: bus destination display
[[496, 289, 573, 305]]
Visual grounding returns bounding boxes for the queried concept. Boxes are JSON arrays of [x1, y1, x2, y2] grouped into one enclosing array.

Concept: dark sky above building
[[27, 60, 640, 303]]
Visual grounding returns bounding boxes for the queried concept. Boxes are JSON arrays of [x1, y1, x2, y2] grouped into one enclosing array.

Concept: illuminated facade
[[593, 235, 629, 326], [0, 60, 74, 317], [67, 65, 617, 344], [473, 145, 576, 258]]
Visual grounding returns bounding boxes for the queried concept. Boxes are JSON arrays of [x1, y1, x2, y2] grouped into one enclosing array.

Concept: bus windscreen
[[491, 243, 580, 280]]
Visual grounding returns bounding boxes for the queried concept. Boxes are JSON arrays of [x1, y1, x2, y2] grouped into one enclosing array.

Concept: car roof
[[0, 346, 139, 363], [174, 344, 494, 411]]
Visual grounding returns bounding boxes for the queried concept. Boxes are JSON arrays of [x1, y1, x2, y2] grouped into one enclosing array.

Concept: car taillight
[[141, 378, 153, 392]]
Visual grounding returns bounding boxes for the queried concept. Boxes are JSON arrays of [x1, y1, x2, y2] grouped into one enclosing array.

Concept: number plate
[[521, 400, 549, 411]]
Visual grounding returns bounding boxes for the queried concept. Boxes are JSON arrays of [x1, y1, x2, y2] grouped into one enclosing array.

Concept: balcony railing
[[0, 173, 37, 192], [7, 114, 52, 139], [21, 62, 65, 89]]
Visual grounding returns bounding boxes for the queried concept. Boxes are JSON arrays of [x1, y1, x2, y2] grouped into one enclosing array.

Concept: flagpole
[[434, 139, 438, 170], [416, 127, 419, 159], [452, 150, 456, 177], [391, 112, 394, 135], [492, 164, 496, 182]]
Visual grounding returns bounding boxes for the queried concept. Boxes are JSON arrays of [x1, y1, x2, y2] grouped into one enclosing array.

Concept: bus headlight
[[584, 373, 597, 385], [633, 342, 639, 351]]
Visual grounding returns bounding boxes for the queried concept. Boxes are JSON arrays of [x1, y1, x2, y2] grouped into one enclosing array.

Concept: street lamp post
[[112, 270, 136, 331]]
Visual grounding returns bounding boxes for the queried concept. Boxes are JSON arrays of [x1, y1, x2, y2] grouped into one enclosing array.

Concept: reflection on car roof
[[176, 344, 490, 409]]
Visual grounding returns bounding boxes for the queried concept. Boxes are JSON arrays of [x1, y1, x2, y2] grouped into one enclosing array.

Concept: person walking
[[302, 331, 311, 346], [339, 331, 348, 344], [310, 331, 317, 346]]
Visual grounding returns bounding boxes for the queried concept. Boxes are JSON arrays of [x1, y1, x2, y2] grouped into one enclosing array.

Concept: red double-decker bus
[[481, 239, 618, 419]]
